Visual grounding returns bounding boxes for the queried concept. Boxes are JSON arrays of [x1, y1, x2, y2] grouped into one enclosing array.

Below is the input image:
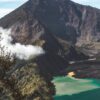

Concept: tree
[[0, 45, 55, 100]]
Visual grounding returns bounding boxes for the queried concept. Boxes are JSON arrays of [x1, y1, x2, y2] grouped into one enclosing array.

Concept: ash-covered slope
[[0, 0, 100, 77]]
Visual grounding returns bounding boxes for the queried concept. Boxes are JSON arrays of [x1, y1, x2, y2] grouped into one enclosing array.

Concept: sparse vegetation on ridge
[[0, 44, 55, 100]]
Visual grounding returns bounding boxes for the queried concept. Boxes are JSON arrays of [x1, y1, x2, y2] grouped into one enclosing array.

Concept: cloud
[[0, 27, 44, 60]]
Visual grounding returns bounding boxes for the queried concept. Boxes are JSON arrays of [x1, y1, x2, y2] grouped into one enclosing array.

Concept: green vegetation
[[0, 45, 55, 100], [32, 39, 45, 47]]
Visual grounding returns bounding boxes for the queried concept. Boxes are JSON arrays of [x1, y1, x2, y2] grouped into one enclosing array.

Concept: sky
[[0, 0, 28, 18], [0, 0, 100, 18], [72, 0, 100, 9]]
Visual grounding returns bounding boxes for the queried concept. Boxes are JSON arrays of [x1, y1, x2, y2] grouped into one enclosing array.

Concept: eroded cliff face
[[0, 0, 100, 59], [0, 0, 100, 75]]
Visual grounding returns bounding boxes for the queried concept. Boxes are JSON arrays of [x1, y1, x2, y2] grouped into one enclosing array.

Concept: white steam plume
[[0, 27, 44, 60]]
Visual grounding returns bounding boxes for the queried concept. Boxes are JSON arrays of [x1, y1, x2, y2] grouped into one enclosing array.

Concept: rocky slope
[[0, 0, 100, 80], [0, 0, 100, 99], [0, 0, 100, 59]]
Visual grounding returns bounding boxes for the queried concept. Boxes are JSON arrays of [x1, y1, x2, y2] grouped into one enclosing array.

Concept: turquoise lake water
[[53, 76, 100, 100]]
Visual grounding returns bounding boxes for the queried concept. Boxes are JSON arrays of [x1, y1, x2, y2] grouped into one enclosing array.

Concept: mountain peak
[[0, 0, 100, 58]]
